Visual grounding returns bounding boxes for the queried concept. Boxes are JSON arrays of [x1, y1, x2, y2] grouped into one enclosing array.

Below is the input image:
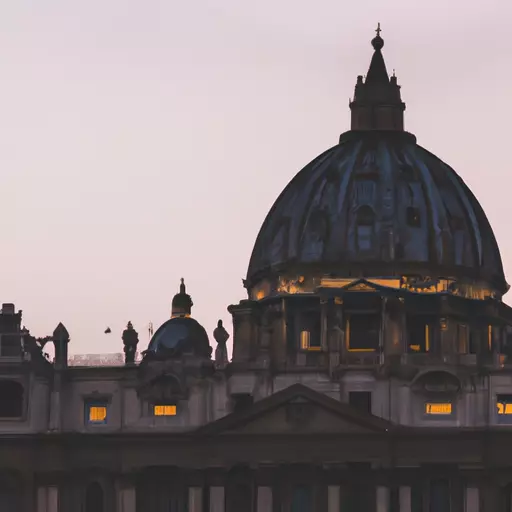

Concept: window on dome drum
[[355, 206, 375, 251], [496, 395, 512, 424], [406, 206, 421, 227], [297, 311, 321, 351], [407, 317, 431, 353], [425, 402, 453, 416], [85, 401, 108, 425], [0, 380, 23, 418], [346, 314, 380, 351], [153, 404, 177, 416], [349, 391, 372, 414]]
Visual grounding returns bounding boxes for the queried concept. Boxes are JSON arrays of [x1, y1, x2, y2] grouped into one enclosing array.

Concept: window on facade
[[488, 325, 493, 352], [496, 394, 512, 423], [425, 402, 452, 416], [153, 404, 177, 416], [297, 311, 321, 351], [85, 482, 104, 512], [0, 335, 21, 357], [85, 401, 108, 425], [346, 314, 380, 351], [457, 324, 468, 354], [406, 206, 421, 227], [291, 485, 313, 512], [232, 393, 254, 414], [0, 380, 23, 418], [429, 479, 451, 512], [356, 206, 375, 251], [468, 328, 478, 355], [407, 317, 431, 353], [349, 391, 372, 415]]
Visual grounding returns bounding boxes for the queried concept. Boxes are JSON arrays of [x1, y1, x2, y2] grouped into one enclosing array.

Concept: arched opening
[[355, 206, 375, 251], [0, 380, 23, 418], [85, 482, 104, 512]]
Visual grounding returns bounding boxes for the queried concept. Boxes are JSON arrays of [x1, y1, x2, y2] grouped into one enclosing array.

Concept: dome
[[147, 316, 212, 359], [145, 279, 212, 359], [246, 30, 507, 296]]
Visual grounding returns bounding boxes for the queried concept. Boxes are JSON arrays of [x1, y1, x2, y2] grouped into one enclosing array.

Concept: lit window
[[488, 325, 493, 351], [407, 317, 431, 353], [496, 395, 512, 423], [300, 330, 321, 351], [85, 402, 108, 425], [153, 404, 177, 416], [425, 403, 452, 416]]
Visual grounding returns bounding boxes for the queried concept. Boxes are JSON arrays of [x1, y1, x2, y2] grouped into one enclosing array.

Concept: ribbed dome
[[246, 28, 507, 296], [246, 130, 507, 294]]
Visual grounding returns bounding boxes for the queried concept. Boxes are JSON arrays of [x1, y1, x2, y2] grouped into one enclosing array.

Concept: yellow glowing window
[[300, 330, 321, 351], [153, 405, 177, 416], [497, 402, 512, 415], [425, 403, 452, 415], [86, 404, 108, 424]]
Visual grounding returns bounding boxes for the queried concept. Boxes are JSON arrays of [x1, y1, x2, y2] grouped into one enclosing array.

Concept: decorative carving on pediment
[[285, 397, 314, 429], [137, 373, 187, 403]]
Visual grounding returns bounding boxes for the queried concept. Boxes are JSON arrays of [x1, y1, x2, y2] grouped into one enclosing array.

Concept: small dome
[[147, 316, 212, 359]]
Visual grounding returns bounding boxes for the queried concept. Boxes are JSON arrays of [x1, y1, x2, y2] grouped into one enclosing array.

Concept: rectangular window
[[85, 401, 108, 425], [425, 402, 452, 416], [496, 394, 512, 423], [408, 317, 431, 353], [457, 324, 468, 354], [297, 311, 321, 351], [349, 391, 372, 415], [346, 314, 380, 351], [153, 404, 177, 416], [488, 325, 493, 351]]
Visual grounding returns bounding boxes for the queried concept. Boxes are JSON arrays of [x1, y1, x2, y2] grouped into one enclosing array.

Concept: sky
[[2, 0, 512, 356]]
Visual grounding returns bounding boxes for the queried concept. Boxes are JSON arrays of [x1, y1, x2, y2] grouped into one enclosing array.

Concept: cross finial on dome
[[371, 22, 384, 51], [172, 277, 193, 318]]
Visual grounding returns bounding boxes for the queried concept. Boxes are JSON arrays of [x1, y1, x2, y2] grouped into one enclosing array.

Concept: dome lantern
[[349, 24, 406, 131]]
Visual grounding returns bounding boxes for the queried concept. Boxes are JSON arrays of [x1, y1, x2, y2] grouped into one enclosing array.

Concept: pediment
[[196, 384, 393, 436], [341, 279, 381, 292]]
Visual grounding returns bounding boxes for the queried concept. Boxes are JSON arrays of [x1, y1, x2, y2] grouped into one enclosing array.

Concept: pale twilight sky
[[2, 0, 512, 355]]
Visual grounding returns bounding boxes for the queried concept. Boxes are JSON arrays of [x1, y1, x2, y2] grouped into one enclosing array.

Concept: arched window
[[85, 482, 104, 512], [0, 380, 23, 418], [355, 206, 375, 251]]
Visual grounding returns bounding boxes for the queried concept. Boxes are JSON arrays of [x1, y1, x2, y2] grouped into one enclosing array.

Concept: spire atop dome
[[366, 23, 389, 85], [349, 25, 406, 131], [171, 277, 193, 318]]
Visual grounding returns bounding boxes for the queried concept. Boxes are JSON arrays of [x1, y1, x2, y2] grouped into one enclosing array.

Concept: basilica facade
[[2, 28, 512, 512]]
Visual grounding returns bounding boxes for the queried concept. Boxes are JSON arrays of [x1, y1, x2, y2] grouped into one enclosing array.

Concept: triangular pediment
[[196, 384, 394, 436]]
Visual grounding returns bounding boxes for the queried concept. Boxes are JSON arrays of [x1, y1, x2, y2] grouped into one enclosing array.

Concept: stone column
[[256, 486, 272, 512], [327, 486, 340, 512], [376, 486, 389, 512], [116, 478, 136, 512], [189, 487, 203, 512], [37, 486, 58, 512], [210, 486, 225, 512], [399, 486, 411, 512], [464, 487, 479, 512]]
